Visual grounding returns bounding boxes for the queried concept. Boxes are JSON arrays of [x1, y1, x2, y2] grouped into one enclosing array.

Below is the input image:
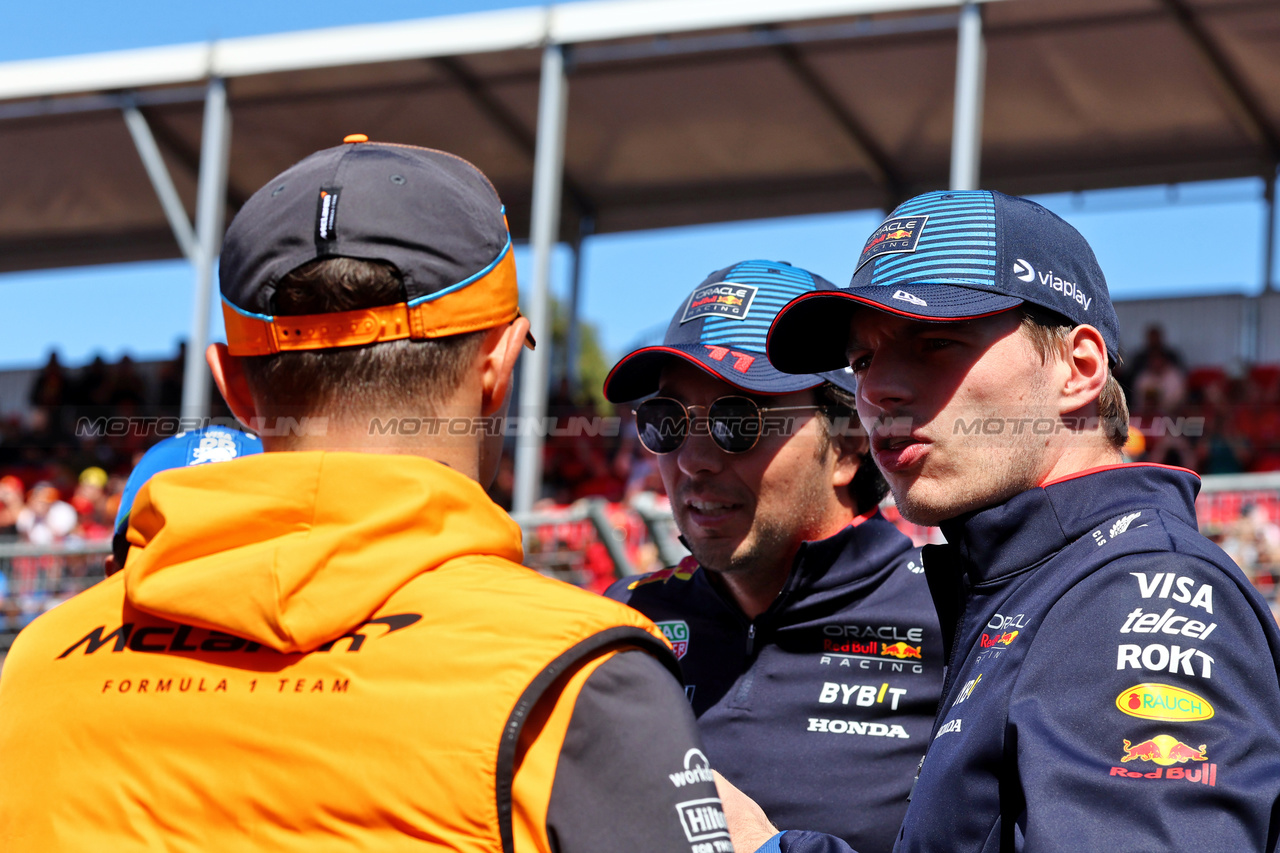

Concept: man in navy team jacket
[[736, 190, 1280, 853], [602, 261, 944, 853]]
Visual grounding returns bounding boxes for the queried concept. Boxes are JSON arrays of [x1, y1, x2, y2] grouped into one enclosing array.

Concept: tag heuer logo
[[656, 620, 690, 660]]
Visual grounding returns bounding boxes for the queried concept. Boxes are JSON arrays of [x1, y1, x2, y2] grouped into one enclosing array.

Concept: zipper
[[907, 753, 927, 802], [910, 576, 972, 802], [728, 622, 760, 709]]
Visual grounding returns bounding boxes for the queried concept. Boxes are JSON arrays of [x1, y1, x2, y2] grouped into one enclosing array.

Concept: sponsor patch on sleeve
[[856, 215, 928, 272], [656, 620, 690, 660], [680, 283, 758, 323]]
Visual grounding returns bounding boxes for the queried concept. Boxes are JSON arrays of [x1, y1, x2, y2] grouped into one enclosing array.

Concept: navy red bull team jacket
[[775, 463, 1280, 853], [607, 511, 944, 853]]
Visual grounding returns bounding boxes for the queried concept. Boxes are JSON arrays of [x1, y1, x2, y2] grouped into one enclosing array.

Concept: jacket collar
[[779, 509, 915, 609], [935, 463, 1200, 585]]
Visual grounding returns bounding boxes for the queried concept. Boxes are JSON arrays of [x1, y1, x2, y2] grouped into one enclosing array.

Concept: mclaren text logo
[[57, 614, 422, 659]]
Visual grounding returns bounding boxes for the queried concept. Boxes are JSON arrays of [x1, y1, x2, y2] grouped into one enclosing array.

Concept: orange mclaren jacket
[[0, 452, 729, 853]]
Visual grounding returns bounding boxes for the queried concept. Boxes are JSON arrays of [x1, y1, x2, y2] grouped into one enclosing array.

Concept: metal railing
[[0, 539, 111, 652]]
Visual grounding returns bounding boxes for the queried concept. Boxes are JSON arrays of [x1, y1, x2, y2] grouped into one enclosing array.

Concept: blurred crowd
[[0, 469, 117, 633], [3, 346, 201, 487], [1119, 325, 1280, 474]]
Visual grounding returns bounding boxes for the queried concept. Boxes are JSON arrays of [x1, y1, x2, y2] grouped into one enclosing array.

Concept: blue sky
[[1, 1, 1277, 369]]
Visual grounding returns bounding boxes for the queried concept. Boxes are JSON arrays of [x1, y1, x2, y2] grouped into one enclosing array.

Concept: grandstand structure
[[0, 0, 1278, 516]]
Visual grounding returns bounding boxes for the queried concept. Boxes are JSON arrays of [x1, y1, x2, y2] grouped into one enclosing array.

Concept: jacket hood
[[122, 451, 524, 653]]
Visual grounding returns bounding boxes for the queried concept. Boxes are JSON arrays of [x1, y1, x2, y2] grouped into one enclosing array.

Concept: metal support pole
[[513, 45, 569, 515], [950, 2, 986, 191], [1264, 168, 1277, 293], [564, 213, 594, 393], [121, 101, 198, 263], [181, 77, 231, 422]]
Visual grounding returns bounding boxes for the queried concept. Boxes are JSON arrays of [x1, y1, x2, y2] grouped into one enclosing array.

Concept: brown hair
[[1019, 305, 1129, 448], [240, 258, 484, 434], [815, 383, 890, 514]]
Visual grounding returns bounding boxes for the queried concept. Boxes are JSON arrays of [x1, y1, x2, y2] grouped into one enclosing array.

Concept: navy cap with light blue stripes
[[766, 190, 1121, 375], [603, 260, 858, 402]]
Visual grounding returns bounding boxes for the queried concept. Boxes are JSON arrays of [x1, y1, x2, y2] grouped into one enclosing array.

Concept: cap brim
[[603, 344, 824, 403], [767, 286, 1024, 375]]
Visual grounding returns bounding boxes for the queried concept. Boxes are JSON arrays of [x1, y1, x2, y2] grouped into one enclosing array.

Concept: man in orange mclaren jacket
[[0, 139, 730, 853]]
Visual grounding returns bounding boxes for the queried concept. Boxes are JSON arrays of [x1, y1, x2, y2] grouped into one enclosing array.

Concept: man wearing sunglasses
[[749, 191, 1280, 853], [603, 261, 944, 853]]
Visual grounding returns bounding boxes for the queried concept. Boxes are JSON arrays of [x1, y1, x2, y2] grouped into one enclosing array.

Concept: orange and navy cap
[[220, 136, 533, 355], [602, 260, 858, 403], [767, 190, 1121, 374]]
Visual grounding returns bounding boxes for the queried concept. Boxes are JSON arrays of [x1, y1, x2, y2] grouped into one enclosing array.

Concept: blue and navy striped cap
[[603, 260, 858, 402], [767, 190, 1121, 374]]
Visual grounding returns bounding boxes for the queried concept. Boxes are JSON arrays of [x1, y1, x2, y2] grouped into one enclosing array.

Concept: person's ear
[[479, 317, 532, 417], [1059, 325, 1109, 415], [829, 423, 867, 490], [206, 344, 260, 428]]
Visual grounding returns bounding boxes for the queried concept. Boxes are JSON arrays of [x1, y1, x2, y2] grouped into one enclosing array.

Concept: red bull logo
[[1120, 734, 1208, 766], [882, 642, 922, 660], [979, 631, 1019, 648], [1110, 764, 1217, 786], [856, 215, 929, 272], [680, 283, 758, 323]]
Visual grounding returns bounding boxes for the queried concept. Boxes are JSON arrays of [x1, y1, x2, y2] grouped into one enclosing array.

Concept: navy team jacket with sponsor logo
[[771, 464, 1280, 853], [889, 463, 1280, 853], [606, 510, 944, 853]]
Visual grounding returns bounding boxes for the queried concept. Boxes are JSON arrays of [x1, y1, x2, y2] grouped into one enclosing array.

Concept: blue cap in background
[[112, 426, 262, 569]]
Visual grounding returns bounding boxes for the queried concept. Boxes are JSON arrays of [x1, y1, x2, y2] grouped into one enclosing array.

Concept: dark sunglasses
[[634, 395, 821, 455]]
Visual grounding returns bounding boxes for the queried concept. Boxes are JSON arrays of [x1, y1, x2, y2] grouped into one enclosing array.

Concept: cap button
[[343, 133, 369, 144]]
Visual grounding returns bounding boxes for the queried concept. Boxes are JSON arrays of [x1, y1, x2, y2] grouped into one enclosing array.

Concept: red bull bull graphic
[[856, 215, 929, 272], [628, 556, 698, 589], [679, 282, 758, 323], [882, 642, 923, 660], [978, 631, 1019, 648], [1120, 734, 1208, 766], [1116, 683, 1214, 722]]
